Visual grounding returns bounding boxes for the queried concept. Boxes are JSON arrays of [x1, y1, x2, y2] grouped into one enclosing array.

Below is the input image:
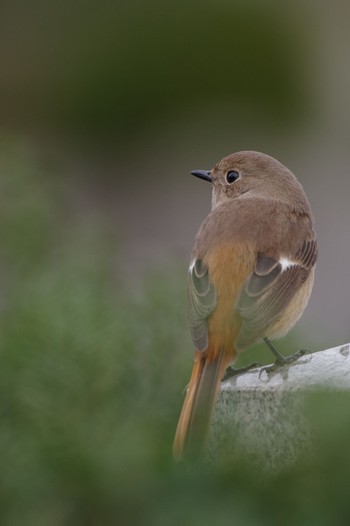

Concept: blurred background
[[1, 0, 350, 524]]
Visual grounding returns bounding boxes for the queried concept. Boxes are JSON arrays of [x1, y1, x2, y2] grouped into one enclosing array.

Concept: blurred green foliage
[[0, 146, 349, 525], [0, 1, 311, 134]]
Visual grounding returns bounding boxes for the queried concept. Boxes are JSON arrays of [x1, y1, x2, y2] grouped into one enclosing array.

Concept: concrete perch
[[208, 343, 350, 470]]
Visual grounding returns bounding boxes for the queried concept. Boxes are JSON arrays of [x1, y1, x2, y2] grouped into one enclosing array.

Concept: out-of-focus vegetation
[[0, 145, 350, 525], [0, 1, 311, 136]]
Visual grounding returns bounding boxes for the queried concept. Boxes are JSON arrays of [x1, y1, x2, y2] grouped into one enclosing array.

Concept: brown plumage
[[173, 151, 317, 461]]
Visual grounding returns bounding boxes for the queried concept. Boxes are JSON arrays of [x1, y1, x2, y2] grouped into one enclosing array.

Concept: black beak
[[190, 170, 212, 183]]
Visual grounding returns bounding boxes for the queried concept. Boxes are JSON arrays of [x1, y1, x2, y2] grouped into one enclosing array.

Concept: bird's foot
[[222, 362, 261, 381], [260, 338, 312, 376]]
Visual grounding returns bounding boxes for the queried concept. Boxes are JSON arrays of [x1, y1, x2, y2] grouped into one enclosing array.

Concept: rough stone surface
[[208, 343, 350, 470]]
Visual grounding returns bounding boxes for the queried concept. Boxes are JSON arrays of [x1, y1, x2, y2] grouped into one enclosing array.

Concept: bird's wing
[[236, 239, 317, 349], [187, 258, 216, 352]]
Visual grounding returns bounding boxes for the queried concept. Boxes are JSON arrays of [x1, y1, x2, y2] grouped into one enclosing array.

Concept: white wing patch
[[279, 257, 297, 272]]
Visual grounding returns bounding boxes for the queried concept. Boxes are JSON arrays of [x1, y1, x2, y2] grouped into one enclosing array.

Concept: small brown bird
[[173, 150, 317, 461]]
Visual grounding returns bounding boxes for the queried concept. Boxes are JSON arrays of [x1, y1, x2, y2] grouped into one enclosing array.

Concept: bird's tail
[[173, 349, 227, 461]]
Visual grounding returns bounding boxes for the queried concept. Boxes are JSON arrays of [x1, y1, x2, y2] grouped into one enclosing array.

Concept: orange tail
[[173, 350, 227, 461]]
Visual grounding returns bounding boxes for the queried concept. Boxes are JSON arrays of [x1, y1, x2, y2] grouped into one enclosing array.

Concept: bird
[[173, 150, 317, 461]]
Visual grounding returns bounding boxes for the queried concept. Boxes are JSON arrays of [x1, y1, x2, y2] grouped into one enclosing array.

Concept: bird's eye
[[226, 170, 239, 184]]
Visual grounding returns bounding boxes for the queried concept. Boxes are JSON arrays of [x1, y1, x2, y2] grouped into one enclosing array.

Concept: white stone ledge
[[209, 343, 350, 470]]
